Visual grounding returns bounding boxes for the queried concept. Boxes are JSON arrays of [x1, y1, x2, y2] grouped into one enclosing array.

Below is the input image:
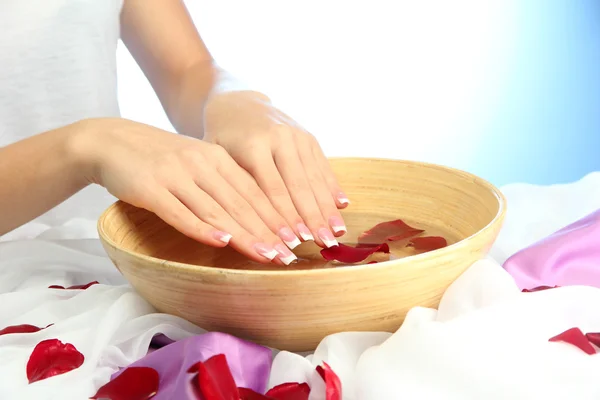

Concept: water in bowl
[[144, 220, 457, 271]]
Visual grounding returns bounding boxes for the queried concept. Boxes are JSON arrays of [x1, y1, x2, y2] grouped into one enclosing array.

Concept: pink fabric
[[503, 208, 600, 290]]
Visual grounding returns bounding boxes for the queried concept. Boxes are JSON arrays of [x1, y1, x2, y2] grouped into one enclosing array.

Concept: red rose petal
[[320, 243, 389, 263], [521, 285, 560, 292], [358, 219, 424, 244], [238, 383, 311, 400], [266, 382, 311, 400], [191, 354, 239, 400], [355, 243, 383, 248], [548, 327, 596, 355], [316, 362, 342, 400], [188, 353, 312, 400], [187, 362, 201, 374], [68, 281, 99, 290], [48, 281, 99, 290], [238, 387, 271, 400], [386, 231, 425, 242], [26, 339, 85, 383], [585, 332, 600, 348], [90, 367, 159, 400], [0, 324, 51, 336], [408, 236, 447, 252]]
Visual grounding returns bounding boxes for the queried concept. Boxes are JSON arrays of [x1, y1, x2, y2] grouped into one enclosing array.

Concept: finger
[[296, 134, 347, 237], [168, 178, 284, 264], [145, 187, 231, 248], [244, 149, 315, 244], [216, 156, 302, 250], [273, 141, 338, 248], [195, 171, 278, 243], [310, 137, 350, 208], [200, 173, 298, 265], [187, 162, 297, 265]]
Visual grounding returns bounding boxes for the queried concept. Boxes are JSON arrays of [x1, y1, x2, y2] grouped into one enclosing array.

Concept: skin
[[0, 0, 349, 265]]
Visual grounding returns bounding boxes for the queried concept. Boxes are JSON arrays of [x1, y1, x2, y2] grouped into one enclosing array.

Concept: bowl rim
[[97, 157, 506, 277]]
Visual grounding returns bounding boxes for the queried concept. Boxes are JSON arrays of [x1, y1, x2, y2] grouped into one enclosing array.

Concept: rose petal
[[521, 285, 560, 292], [355, 243, 383, 248], [90, 367, 159, 400], [585, 332, 600, 348], [26, 339, 85, 383], [358, 219, 424, 244], [238, 383, 311, 400], [367, 261, 378, 264], [316, 362, 342, 400], [408, 236, 448, 252], [68, 281, 99, 290], [320, 243, 389, 263], [265, 382, 310, 400], [238, 387, 271, 399], [187, 363, 201, 374], [386, 230, 425, 241], [548, 327, 596, 355], [0, 323, 51, 336], [190, 354, 240, 400], [48, 281, 99, 290]]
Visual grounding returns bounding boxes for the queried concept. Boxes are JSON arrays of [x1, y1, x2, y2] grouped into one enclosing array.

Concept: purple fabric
[[149, 333, 175, 349], [503, 208, 600, 290], [111, 332, 272, 399]]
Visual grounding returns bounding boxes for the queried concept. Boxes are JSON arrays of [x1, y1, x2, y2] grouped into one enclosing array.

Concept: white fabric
[[271, 262, 600, 400], [0, 241, 205, 399], [489, 171, 600, 264], [0, 0, 123, 242], [1, 172, 600, 399]]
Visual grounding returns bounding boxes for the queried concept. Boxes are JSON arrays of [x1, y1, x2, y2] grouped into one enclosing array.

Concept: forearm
[[164, 62, 270, 139], [120, 0, 272, 139], [0, 122, 91, 235]]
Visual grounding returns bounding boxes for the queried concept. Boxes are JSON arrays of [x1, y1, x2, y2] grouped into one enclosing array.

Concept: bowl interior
[[99, 158, 503, 271]]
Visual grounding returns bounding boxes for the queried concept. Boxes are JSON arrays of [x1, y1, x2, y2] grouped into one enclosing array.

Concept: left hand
[[203, 91, 349, 249]]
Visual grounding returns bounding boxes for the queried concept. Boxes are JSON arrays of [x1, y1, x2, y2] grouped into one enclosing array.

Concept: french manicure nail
[[213, 231, 232, 244], [254, 243, 278, 260], [297, 223, 314, 242], [337, 192, 350, 205], [278, 227, 301, 249], [318, 227, 338, 248], [275, 244, 298, 265], [329, 216, 347, 234]]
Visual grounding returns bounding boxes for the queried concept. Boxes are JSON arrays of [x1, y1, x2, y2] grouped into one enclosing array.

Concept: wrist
[[204, 91, 272, 127], [209, 90, 271, 104], [64, 118, 115, 185], [210, 65, 268, 101]]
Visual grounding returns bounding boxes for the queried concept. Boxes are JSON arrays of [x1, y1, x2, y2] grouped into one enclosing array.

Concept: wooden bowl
[[98, 158, 506, 352]]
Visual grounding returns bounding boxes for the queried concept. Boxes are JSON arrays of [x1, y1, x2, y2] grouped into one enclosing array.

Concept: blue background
[[118, 0, 600, 188], [472, 0, 600, 185]]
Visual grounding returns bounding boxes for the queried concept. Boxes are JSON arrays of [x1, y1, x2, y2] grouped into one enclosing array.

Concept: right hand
[[75, 118, 299, 265]]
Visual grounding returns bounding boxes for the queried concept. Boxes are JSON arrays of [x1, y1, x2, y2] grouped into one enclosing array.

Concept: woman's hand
[[76, 118, 298, 265], [203, 91, 349, 249]]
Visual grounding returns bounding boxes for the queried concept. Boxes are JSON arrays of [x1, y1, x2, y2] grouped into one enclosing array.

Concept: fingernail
[[337, 192, 350, 205], [278, 227, 301, 249], [328, 216, 347, 234], [297, 223, 314, 242], [254, 243, 278, 260], [275, 244, 298, 265], [318, 227, 338, 248], [213, 231, 232, 244]]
